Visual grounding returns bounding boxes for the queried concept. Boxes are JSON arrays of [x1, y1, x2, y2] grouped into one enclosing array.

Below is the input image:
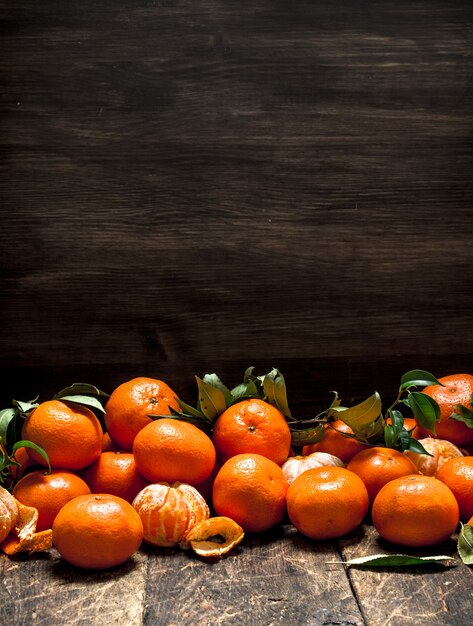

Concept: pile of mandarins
[[2, 373, 473, 569]]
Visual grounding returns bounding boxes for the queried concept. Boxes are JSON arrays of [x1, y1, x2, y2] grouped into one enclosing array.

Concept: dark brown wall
[[1, 1, 472, 411]]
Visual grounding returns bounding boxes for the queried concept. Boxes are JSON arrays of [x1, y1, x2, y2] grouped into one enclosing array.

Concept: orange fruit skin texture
[[52, 494, 143, 569], [347, 446, 419, 504], [212, 453, 288, 533], [420, 373, 473, 446], [372, 475, 460, 547], [302, 420, 371, 464], [22, 400, 103, 471], [104, 377, 181, 451], [13, 469, 91, 532], [212, 399, 291, 465], [404, 438, 464, 477], [132, 482, 209, 547], [133, 418, 216, 485], [436, 456, 473, 521], [81, 452, 150, 504], [286, 466, 369, 540]]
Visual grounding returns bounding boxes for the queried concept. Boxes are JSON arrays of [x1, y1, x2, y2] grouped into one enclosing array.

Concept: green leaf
[[405, 392, 440, 434], [449, 404, 473, 428], [59, 395, 106, 413], [327, 554, 454, 568], [289, 423, 325, 446], [458, 523, 473, 565], [0, 408, 17, 445], [175, 399, 206, 420], [400, 370, 442, 389], [196, 376, 227, 422], [202, 373, 232, 406], [263, 368, 292, 417], [405, 437, 432, 456], [12, 440, 51, 473], [230, 380, 258, 403], [332, 392, 382, 438], [54, 383, 109, 399], [12, 398, 39, 414]]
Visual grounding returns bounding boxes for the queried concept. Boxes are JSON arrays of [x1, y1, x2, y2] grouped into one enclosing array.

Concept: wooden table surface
[[1, 521, 472, 626]]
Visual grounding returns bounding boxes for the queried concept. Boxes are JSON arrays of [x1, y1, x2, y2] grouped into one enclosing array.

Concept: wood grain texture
[[143, 526, 364, 626], [1, 0, 472, 370], [340, 525, 473, 626], [0, 548, 147, 626]]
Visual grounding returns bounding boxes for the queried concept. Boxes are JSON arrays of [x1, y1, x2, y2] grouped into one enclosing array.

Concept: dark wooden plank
[[340, 524, 473, 626], [143, 526, 364, 626], [0, 548, 147, 625], [1, 0, 472, 369]]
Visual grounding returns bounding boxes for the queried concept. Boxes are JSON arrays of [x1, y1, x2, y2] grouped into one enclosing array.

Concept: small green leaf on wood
[[12, 440, 51, 473], [196, 376, 227, 422], [458, 523, 473, 565], [0, 408, 17, 445], [327, 554, 454, 568], [263, 368, 292, 417], [405, 392, 440, 434], [400, 370, 442, 389]]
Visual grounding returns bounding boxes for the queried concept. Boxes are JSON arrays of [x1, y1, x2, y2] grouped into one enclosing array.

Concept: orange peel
[[181, 516, 244, 557], [0, 485, 52, 554]]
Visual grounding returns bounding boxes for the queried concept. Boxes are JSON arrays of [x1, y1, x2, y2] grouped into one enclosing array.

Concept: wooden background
[[1, 0, 472, 412]]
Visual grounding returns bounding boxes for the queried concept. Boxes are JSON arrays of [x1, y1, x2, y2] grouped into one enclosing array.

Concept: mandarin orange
[[133, 418, 216, 485], [347, 446, 419, 504], [302, 420, 370, 464], [22, 400, 103, 470], [372, 475, 459, 546], [82, 451, 149, 503], [212, 399, 291, 465], [212, 453, 288, 533], [286, 466, 369, 540], [52, 494, 143, 569], [436, 456, 473, 521], [420, 373, 473, 446], [104, 377, 180, 450], [13, 469, 91, 532]]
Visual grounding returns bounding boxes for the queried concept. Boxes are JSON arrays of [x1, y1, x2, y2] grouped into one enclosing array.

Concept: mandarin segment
[[281, 452, 344, 485], [104, 377, 181, 450], [0, 486, 20, 543], [212, 399, 291, 465], [22, 400, 103, 470], [404, 438, 464, 476], [132, 482, 210, 547], [372, 475, 460, 547]]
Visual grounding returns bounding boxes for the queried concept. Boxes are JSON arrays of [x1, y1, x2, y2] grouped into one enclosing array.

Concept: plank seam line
[[336, 540, 369, 626]]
